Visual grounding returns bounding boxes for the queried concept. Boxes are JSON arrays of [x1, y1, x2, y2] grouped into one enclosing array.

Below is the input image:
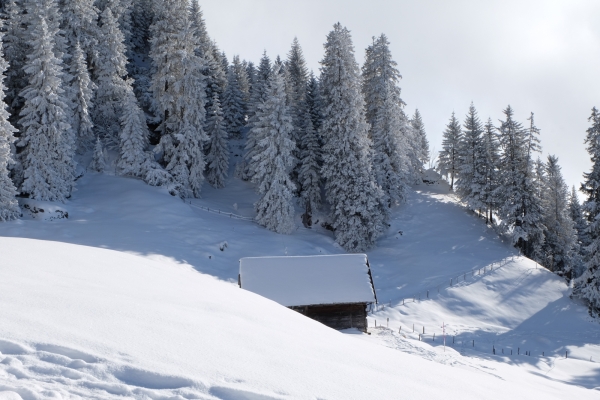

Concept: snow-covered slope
[[0, 168, 598, 398], [0, 237, 597, 399]]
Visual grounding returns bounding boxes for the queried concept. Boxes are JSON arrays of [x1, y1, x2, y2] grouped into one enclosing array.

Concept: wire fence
[[188, 203, 257, 223], [369, 255, 522, 312], [366, 324, 599, 364]]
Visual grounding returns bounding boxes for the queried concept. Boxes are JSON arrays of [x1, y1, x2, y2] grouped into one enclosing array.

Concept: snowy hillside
[[0, 170, 599, 398]]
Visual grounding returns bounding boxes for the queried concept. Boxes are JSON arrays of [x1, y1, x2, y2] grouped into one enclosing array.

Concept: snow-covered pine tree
[[130, 0, 152, 52], [69, 41, 96, 152], [361, 33, 408, 205], [438, 112, 461, 190], [245, 61, 256, 101], [305, 72, 323, 135], [541, 155, 576, 279], [569, 186, 588, 278], [0, 20, 19, 221], [89, 136, 106, 172], [285, 38, 309, 161], [232, 55, 249, 112], [222, 63, 245, 138], [298, 112, 320, 227], [243, 52, 272, 180], [251, 68, 296, 234], [117, 81, 148, 177], [2, 0, 28, 121], [205, 93, 229, 188], [320, 23, 388, 252], [92, 7, 129, 145], [496, 107, 545, 260], [188, 1, 225, 119], [59, 0, 99, 58], [150, 0, 207, 197], [97, 0, 133, 56], [482, 118, 500, 223], [18, 8, 75, 201], [411, 109, 429, 169], [456, 103, 486, 213], [576, 107, 600, 316]]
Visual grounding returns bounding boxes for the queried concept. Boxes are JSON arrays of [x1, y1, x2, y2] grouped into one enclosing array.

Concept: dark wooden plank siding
[[289, 303, 368, 332]]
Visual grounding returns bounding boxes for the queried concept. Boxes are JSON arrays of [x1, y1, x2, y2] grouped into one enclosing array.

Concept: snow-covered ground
[[0, 154, 599, 398]]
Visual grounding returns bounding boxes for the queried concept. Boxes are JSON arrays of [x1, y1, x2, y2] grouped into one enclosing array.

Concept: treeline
[[0, 0, 430, 252], [437, 105, 600, 316]]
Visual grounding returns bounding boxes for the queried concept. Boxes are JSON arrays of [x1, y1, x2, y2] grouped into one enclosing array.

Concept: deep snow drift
[[0, 166, 598, 398]]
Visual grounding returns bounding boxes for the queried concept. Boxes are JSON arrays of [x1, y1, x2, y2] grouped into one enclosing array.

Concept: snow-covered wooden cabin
[[238, 254, 377, 332]]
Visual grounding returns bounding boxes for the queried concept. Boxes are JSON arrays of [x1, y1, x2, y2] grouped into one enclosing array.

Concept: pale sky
[[200, 0, 600, 194]]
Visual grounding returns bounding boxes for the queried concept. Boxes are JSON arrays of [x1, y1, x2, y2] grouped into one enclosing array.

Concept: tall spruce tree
[[576, 107, 600, 316], [222, 63, 245, 138], [496, 107, 545, 260], [438, 112, 461, 190], [298, 112, 321, 226], [117, 82, 148, 177], [243, 52, 271, 180], [456, 104, 486, 213], [285, 37, 309, 169], [305, 72, 323, 135], [18, 7, 75, 201], [362, 34, 408, 205], [320, 23, 387, 252], [205, 93, 229, 189], [482, 118, 500, 223], [411, 109, 429, 168], [251, 68, 296, 234], [0, 20, 19, 221], [569, 186, 588, 278], [69, 41, 96, 152], [542, 155, 577, 279], [150, 0, 207, 177], [93, 7, 129, 144]]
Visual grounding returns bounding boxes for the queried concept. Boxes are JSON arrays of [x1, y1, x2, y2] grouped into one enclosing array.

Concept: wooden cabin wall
[[289, 303, 368, 332]]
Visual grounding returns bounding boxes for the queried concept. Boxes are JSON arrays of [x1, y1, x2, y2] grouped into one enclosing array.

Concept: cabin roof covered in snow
[[239, 254, 376, 307]]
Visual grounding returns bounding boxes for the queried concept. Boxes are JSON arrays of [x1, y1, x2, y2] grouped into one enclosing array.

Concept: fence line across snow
[[188, 203, 257, 223]]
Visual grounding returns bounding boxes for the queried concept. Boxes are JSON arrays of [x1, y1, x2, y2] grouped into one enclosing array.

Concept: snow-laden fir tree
[[69, 41, 96, 152], [298, 113, 321, 227], [482, 118, 500, 223], [0, 20, 19, 221], [575, 107, 600, 316], [306, 72, 323, 135], [117, 81, 148, 177], [411, 109, 429, 168], [205, 93, 229, 189], [2, 0, 28, 120], [150, 0, 207, 197], [361, 34, 408, 205], [89, 136, 106, 172], [285, 38, 309, 157], [92, 7, 129, 145], [222, 63, 245, 138], [456, 103, 487, 213], [130, 0, 152, 52], [232, 55, 249, 111], [438, 112, 461, 190], [59, 0, 99, 58], [251, 68, 296, 234], [18, 10, 75, 201], [243, 52, 271, 180], [189, 0, 225, 115], [495, 107, 545, 260], [320, 23, 388, 252], [569, 186, 588, 278], [541, 155, 577, 279], [96, 0, 133, 55]]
